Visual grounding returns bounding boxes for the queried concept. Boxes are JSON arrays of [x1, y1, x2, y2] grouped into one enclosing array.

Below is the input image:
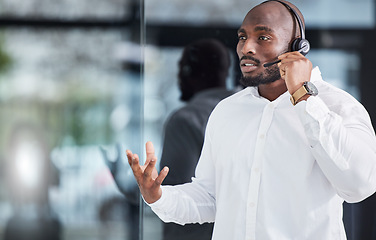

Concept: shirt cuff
[[295, 96, 330, 126], [146, 186, 172, 212]]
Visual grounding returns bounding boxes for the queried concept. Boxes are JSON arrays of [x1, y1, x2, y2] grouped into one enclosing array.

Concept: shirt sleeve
[[295, 95, 376, 203], [148, 183, 216, 225]]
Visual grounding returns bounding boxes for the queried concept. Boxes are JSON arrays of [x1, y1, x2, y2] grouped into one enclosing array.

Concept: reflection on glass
[[157, 38, 235, 240]]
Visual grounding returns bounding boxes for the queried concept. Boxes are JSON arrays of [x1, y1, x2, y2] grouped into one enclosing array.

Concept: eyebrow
[[254, 26, 274, 33], [237, 28, 246, 34], [237, 25, 274, 34]]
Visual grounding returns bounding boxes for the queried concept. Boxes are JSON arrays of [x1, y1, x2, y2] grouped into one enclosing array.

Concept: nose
[[239, 38, 256, 56]]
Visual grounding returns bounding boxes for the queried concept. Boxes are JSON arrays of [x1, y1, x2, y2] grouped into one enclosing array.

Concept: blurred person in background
[[159, 38, 236, 240]]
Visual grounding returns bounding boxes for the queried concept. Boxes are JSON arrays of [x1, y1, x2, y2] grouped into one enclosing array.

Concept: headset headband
[[266, 0, 305, 40]]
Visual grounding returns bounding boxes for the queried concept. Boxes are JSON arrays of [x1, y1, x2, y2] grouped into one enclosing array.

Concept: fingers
[[277, 51, 304, 70], [125, 144, 167, 203], [126, 150, 142, 178], [126, 142, 166, 183], [126, 149, 135, 166], [278, 51, 303, 60], [144, 155, 157, 180], [126, 143, 159, 181], [145, 141, 155, 154], [277, 51, 313, 95], [155, 166, 169, 186], [145, 141, 155, 165], [277, 51, 311, 70]]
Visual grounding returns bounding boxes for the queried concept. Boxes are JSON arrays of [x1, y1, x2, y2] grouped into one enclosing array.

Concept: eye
[[258, 35, 270, 41], [238, 35, 246, 41]]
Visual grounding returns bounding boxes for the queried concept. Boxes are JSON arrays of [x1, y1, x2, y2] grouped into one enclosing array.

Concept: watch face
[[304, 82, 318, 96]]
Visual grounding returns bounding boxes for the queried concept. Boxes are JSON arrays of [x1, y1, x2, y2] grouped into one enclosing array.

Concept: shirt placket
[[245, 102, 276, 240]]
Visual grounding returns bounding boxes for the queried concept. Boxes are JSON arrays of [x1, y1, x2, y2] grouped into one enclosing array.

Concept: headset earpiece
[[291, 38, 310, 56]]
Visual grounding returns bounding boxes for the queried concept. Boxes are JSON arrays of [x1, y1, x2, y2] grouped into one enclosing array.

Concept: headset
[[263, 0, 310, 67]]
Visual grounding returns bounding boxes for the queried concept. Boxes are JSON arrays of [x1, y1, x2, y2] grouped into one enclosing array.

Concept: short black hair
[[179, 38, 230, 101]]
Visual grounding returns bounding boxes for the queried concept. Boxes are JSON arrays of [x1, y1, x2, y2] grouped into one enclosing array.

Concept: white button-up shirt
[[149, 67, 376, 240]]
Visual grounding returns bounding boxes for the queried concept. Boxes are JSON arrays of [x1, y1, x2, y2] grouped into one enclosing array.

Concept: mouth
[[240, 60, 259, 72], [243, 63, 256, 67]]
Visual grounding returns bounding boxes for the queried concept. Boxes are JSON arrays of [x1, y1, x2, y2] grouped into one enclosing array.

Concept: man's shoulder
[[312, 67, 365, 113], [217, 87, 249, 104], [205, 87, 252, 122], [315, 78, 360, 106], [212, 87, 252, 111]]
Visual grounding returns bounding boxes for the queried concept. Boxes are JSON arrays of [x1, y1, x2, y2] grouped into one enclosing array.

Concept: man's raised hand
[[126, 141, 169, 204]]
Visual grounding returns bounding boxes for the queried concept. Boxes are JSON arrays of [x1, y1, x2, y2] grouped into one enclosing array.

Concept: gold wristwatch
[[290, 81, 318, 105]]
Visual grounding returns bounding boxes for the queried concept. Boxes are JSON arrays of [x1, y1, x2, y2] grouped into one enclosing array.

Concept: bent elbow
[[339, 179, 376, 203], [339, 159, 376, 203]]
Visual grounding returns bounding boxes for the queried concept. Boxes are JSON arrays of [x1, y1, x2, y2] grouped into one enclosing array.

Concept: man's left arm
[[296, 95, 376, 203], [279, 51, 376, 203]]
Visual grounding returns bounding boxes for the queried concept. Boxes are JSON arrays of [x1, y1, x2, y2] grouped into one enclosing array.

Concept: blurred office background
[[0, 0, 375, 239]]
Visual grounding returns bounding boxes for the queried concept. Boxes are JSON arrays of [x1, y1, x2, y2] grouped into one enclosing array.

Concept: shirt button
[[254, 167, 260, 173], [249, 202, 255, 207], [259, 134, 265, 139]]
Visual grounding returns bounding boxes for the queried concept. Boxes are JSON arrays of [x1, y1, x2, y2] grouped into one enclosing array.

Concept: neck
[[258, 79, 288, 101]]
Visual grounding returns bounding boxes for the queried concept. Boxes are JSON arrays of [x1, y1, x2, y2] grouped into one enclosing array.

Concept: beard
[[239, 64, 281, 87]]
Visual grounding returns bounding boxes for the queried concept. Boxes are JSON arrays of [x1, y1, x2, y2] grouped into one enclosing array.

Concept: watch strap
[[290, 84, 308, 105]]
